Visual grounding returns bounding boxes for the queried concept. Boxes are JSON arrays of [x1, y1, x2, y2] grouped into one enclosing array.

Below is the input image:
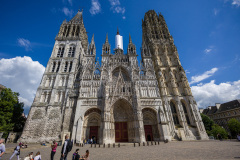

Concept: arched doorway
[[82, 108, 101, 144], [142, 108, 160, 141], [111, 99, 135, 142]]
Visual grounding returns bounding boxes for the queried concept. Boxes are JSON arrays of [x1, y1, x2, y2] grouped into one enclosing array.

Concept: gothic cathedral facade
[[20, 10, 208, 143]]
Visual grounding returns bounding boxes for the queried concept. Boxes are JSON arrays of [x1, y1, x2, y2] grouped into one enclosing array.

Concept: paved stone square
[[2, 140, 240, 160]]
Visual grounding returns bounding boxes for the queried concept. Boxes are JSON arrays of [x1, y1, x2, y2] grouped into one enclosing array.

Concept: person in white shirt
[[34, 151, 41, 160], [9, 145, 20, 160]]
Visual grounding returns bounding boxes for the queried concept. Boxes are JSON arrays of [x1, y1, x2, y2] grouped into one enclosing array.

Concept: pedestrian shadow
[[234, 157, 240, 159]]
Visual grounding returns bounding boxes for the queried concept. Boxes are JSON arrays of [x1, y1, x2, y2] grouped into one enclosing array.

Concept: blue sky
[[0, 0, 240, 115]]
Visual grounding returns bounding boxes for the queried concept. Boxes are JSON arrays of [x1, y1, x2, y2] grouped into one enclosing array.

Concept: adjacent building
[[20, 10, 208, 144], [201, 99, 240, 132]]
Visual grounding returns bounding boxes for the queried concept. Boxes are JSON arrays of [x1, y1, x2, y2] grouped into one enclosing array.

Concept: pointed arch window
[[64, 62, 68, 72], [68, 46, 75, 57], [56, 62, 61, 72], [52, 62, 56, 72], [69, 61, 73, 72], [181, 101, 191, 125], [57, 46, 65, 57], [170, 101, 179, 125]]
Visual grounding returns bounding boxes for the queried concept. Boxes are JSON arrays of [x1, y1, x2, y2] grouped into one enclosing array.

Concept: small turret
[[102, 33, 111, 55]]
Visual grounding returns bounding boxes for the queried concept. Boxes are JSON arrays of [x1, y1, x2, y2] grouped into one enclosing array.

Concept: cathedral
[[20, 10, 208, 144]]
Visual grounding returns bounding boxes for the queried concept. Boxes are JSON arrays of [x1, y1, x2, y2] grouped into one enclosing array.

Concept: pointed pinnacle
[[91, 34, 94, 44], [129, 33, 132, 44], [105, 33, 109, 43], [117, 27, 119, 35]]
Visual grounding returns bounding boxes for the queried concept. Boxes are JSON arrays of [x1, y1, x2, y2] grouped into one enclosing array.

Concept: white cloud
[[190, 68, 218, 84], [114, 6, 125, 14], [109, 0, 126, 15], [191, 80, 240, 108], [232, 0, 240, 6], [89, 0, 101, 15], [109, 0, 120, 6], [17, 38, 31, 51], [62, 7, 74, 17], [213, 8, 219, 16], [204, 48, 212, 53], [0, 56, 45, 114], [204, 46, 215, 54]]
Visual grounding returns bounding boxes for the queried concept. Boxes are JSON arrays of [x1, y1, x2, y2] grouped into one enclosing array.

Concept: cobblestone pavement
[[2, 140, 240, 160]]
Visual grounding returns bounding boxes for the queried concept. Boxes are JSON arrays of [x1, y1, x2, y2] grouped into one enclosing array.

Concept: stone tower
[[20, 10, 87, 142], [142, 10, 208, 140], [20, 10, 208, 143]]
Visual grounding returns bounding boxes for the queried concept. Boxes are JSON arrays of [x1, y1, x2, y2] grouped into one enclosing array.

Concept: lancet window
[[170, 101, 179, 125]]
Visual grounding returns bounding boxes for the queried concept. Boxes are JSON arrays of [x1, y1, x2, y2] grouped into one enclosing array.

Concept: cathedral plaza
[[1, 140, 240, 159]]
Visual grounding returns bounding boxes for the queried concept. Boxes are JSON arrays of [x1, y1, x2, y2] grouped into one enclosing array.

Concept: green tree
[[0, 88, 26, 135], [200, 113, 214, 135], [210, 124, 228, 139], [227, 118, 240, 138]]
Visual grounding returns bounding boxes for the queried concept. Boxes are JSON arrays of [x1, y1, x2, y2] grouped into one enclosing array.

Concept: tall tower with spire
[[21, 10, 208, 143], [142, 10, 208, 140]]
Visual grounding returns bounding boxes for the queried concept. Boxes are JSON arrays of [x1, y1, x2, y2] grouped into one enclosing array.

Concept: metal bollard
[[134, 143, 135, 147], [99, 144, 100, 148], [103, 143, 105, 148], [158, 141, 160, 145], [113, 143, 115, 148], [139, 142, 140, 146], [155, 141, 156, 145], [91, 144, 92, 148], [143, 142, 145, 146], [151, 141, 153, 145], [118, 143, 120, 147], [95, 143, 96, 148], [147, 141, 149, 146], [108, 143, 110, 148]]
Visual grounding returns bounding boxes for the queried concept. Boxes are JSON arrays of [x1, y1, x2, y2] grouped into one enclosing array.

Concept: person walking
[[60, 135, 73, 160], [0, 138, 5, 159], [51, 140, 58, 160], [34, 151, 41, 160], [9, 145, 20, 160]]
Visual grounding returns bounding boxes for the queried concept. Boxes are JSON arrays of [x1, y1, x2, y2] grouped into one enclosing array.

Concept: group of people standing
[[57, 134, 90, 160], [0, 135, 89, 160]]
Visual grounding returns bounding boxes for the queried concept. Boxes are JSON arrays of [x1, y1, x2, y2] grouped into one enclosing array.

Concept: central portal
[[115, 122, 128, 142]]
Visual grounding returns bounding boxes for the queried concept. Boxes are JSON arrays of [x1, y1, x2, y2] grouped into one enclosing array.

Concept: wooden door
[[115, 122, 128, 142], [144, 125, 153, 141], [89, 126, 98, 143]]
